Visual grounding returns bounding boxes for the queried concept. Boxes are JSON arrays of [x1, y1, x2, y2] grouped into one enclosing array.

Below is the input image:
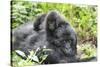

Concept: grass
[[77, 43, 97, 60]]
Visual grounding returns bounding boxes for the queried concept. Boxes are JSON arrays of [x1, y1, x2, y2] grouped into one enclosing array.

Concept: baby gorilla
[[12, 11, 77, 64]]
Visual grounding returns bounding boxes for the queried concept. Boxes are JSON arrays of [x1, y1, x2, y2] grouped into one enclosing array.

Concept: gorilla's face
[[52, 24, 76, 57]]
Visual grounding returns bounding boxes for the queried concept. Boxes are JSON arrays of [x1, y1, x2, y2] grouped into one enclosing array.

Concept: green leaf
[[15, 50, 26, 58], [29, 55, 39, 62]]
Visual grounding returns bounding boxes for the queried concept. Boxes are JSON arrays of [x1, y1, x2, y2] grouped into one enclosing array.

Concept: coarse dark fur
[[12, 11, 96, 64]]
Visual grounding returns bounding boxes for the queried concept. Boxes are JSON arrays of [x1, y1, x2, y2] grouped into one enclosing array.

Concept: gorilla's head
[[45, 11, 66, 31]]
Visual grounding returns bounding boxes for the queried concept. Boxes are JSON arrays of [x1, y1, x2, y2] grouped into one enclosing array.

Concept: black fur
[[12, 11, 78, 64]]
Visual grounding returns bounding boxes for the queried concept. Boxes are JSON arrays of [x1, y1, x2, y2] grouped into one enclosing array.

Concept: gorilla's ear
[[34, 14, 46, 31], [45, 11, 65, 31]]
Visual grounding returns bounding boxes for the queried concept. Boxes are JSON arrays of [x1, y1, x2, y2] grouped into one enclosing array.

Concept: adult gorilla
[[12, 11, 78, 64]]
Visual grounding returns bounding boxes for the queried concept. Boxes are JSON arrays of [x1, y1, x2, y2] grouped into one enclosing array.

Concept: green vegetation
[[11, 0, 97, 66], [77, 43, 96, 59], [12, 48, 52, 66]]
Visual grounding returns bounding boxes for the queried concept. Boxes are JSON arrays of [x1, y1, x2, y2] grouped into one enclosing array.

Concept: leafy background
[[11, 0, 97, 66]]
